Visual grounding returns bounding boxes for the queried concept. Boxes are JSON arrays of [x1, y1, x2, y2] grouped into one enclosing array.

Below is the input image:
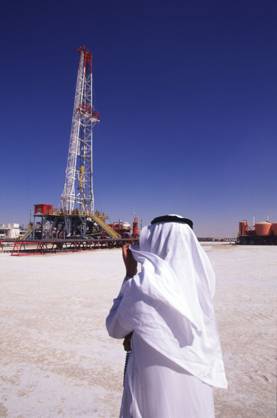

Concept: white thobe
[[107, 287, 215, 418]]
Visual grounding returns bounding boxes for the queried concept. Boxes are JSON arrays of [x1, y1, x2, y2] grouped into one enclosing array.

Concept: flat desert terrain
[[0, 245, 276, 417]]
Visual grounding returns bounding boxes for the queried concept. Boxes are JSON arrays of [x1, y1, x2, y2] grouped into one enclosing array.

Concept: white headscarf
[[114, 219, 227, 388]]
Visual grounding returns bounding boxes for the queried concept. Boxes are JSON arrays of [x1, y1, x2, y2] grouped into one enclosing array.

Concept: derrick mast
[[61, 46, 100, 214]]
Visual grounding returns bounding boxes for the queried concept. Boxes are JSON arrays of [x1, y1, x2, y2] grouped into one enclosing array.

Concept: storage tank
[[270, 223, 277, 235], [255, 222, 272, 236], [34, 204, 53, 215], [239, 221, 248, 236], [7, 227, 20, 239]]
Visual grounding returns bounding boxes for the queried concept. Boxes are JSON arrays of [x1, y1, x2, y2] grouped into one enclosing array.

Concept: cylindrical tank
[[255, 222, 272, 236], [34, 204, 53, 215], [122, 222, 131, 231], [270, 223, 277, 235], [239, 220, 248, 236], [132, 216, 139, 239], [110, 222, 131, 233]]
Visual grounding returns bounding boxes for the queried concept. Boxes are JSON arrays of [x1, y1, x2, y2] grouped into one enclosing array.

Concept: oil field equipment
[[237, 219, 277, 245], [61, 46, 99, 214]]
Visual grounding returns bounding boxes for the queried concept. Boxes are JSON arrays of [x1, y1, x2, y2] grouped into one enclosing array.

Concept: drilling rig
[[31, 47, 121, 240], [1, 46, 140, 254], [61, 46, 98, 215]]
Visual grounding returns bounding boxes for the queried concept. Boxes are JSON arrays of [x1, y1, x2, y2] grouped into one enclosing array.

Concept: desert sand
[[0, 245, 276, 417]]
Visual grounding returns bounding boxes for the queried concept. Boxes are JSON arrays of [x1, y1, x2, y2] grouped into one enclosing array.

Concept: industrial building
[[0, 224, 21, 239]]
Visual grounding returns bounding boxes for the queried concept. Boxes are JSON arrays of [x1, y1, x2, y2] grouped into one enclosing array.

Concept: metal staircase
[[18, 225, 33, 240], [90, 213, 121, 239]]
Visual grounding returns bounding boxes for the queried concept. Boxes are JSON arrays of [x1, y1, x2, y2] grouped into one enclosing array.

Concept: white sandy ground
[[0, 245, 276, 418]]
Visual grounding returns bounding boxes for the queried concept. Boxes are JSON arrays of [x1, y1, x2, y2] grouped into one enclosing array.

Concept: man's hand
[[122, 244, 137, 278]]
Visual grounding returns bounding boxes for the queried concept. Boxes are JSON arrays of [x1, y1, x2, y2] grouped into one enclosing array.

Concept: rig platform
[[0, 237, 137, 256]]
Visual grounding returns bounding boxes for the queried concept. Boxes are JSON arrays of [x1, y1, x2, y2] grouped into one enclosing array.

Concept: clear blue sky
[[0, 1, 276, 236]]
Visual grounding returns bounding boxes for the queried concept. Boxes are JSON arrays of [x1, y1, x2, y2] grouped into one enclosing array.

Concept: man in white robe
[[106, 215, 227, 418]]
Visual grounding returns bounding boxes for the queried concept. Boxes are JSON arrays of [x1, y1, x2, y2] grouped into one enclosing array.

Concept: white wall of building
[[0, 224, 20, 238]]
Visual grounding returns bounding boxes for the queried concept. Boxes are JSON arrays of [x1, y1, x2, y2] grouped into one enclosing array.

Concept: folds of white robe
[[107, 300, 215, 418], [122, 335, 215, 418], [106, 222, 227, 417], [106, 273, 227, 389]]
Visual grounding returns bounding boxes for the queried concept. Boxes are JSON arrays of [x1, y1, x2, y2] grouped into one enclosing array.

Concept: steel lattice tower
[[61, 46, 100, 214]]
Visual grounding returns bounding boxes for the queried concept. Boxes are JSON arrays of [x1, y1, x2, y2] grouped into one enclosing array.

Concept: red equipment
[[34, 204, 53, 215]]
